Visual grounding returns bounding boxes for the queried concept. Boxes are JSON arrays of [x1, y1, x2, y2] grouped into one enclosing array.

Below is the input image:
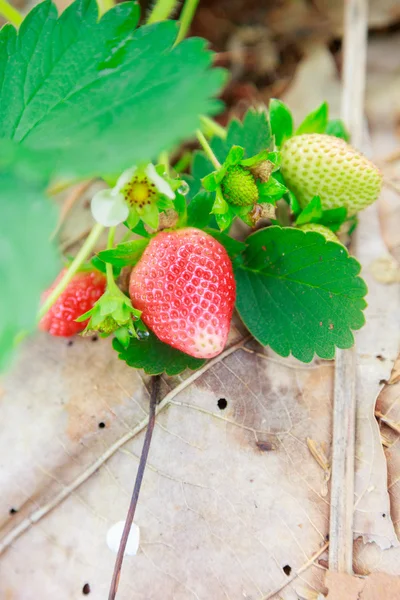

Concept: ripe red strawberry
[[39, 269, 106, 337], [129, 228, 236, 359], [281, 134, 382, 216]]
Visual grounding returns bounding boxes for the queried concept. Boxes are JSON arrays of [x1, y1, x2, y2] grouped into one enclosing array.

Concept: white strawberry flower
[[91, 164, 175, 228]]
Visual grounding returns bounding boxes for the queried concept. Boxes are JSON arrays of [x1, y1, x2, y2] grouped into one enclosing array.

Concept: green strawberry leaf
[[191, 152, 214, 192], [295, 195, 323, 225], [90, 255, 121, 277], [97, 238, 149, 268], [0, 0, 225, 179], [113, 332, 206, 376], [187, 191, 215, 228], [191, 109, 273, 199], [173, 193, 187, 227], [296, 102, 329, 135], [269, 99, 293, 147], [235, 226, 367, 362], [205, 229, 246, 259], [319, 207, 348, 232], [211, 109, 273, 164], [128, 220, 151, 238], [325, 119, 350, 141], [0, 163, 60, 370], [258, 175, 288, 203], [215, 211, 233, 232]]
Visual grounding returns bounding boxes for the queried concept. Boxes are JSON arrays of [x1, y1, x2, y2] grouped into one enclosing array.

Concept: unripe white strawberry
[[281, 134, 382, 216], [298, 223, 340, 244]]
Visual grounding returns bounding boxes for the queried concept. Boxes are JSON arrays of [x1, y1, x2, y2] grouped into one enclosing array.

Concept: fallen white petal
[[106, 521, 140, 556], [146, 163, 175, 199], [91, 190, 129, 226], [115, 165, 137, 191]]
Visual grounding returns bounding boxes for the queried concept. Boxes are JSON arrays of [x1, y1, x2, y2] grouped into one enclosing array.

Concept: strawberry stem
[[158, 151, 170, 176], [146, 0, 179, 24], [200, 115, 227, 140], [108, 375, 161, 600], [173, 151, 192, 173], [37, 223, 104, 322], [175, 0, 199, 45], [97, 0, 115, 16], [0, 0, 23, 26], [196, 129, 221, 169], [106, 227, 117, 288]]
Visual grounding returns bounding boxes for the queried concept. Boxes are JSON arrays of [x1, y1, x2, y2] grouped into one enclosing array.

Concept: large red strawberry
[[40, 269, 106, 337], [129, 228, 236, 359]]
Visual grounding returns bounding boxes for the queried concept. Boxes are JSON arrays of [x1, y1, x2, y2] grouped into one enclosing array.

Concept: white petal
[[106, 521, 140, 556], [146, 163, 175, 199], [91, 190, 129, 226], [115, 166, 137, 192]]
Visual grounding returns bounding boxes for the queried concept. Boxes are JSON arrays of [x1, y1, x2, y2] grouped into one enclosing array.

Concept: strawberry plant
[[0, 0, 383, 596]]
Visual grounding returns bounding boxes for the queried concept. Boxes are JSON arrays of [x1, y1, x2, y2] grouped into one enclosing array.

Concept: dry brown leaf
[[325, 571, 400, 599], [0, 333, 335, 599], [388, 355, 400, 386], [353, 193, 399, 550], [325, 572, 364, 599]]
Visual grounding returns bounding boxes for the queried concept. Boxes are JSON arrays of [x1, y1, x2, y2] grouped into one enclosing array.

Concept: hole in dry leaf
[[328, 38, 342, 55], [283, 565, 292, 576], [82, 583, 91, 595], [9, 507, 18, 515], [256, 440, 273, 452], [217, 398, 227, 410], [98, 422, 106, 429]]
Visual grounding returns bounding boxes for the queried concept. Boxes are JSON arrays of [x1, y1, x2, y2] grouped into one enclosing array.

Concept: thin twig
[[108, 375, 161, 600], [329, 0, 368, 574]]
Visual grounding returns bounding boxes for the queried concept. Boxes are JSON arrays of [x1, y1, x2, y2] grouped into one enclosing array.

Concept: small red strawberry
[[39, 269, 107, 337], [129, 228, 236, 359]]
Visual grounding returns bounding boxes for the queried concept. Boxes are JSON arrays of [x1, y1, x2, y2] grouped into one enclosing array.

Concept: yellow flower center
[[123, 176, 157, 209]]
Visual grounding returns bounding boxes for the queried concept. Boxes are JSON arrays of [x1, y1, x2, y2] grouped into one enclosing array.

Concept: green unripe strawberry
[[298, 223, 341, 244], [221, 165, 259, 206], [281, 134, 382, 216]]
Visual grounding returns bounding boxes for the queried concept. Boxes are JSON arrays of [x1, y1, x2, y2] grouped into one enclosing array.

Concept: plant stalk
[[105, 227, 117, 288], [175, 0, 199, 45], [200, 115, 227, 140], [0, 0, 22, 26], [147, 0, 179, 24], [37, 223, 104, 322], [196, 129, 221, 169], [108, 375, 161, 600], [97, 0, 115, 16]]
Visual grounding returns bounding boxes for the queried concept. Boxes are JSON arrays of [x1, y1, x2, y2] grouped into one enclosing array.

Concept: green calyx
[[201, 145, 283, 230], [221, 165, 259, 207], [76, 280, 141, 338]]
